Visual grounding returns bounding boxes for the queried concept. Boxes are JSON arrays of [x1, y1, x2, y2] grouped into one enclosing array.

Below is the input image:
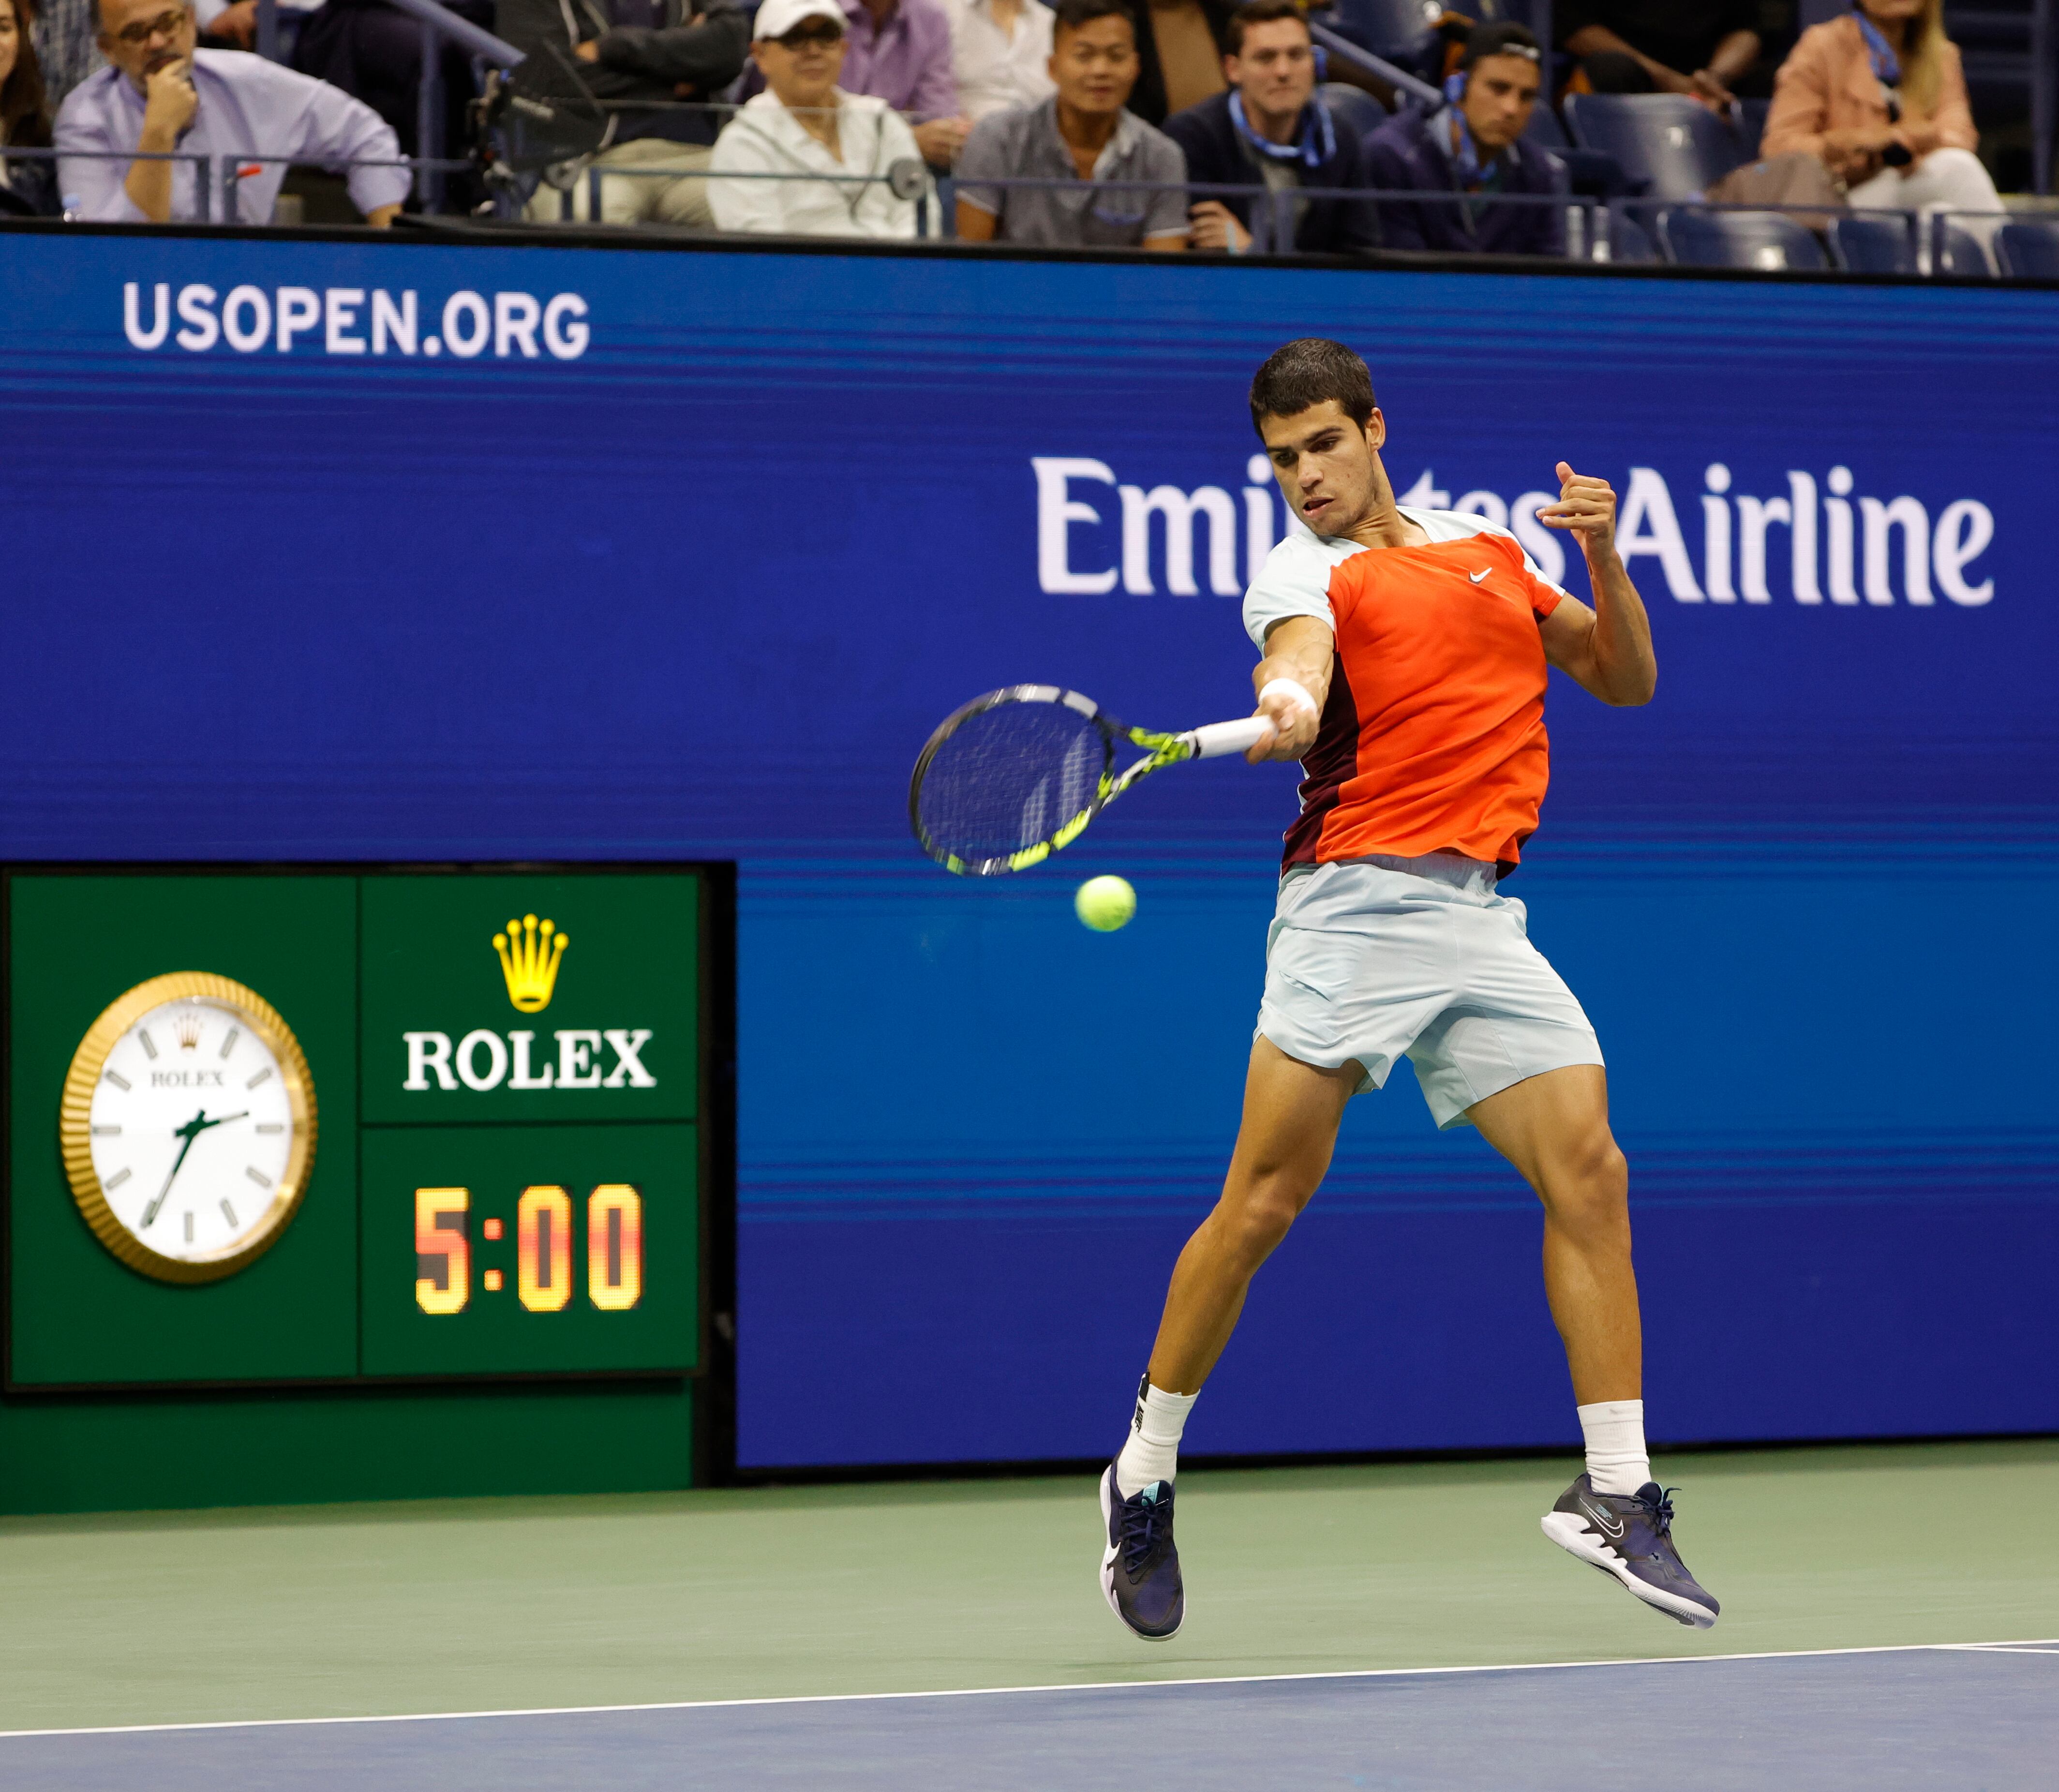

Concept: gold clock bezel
[[59, 971, 318, 1285]]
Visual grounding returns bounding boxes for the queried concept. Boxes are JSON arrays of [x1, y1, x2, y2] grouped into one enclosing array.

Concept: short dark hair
[[1225, 0, 1307, 56], [1051, 0, 1134, 42], [1461, 20, 1541, 71], [1248, 338, 1375, 435]]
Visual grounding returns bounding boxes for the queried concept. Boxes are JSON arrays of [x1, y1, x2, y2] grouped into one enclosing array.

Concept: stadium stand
[[1314, 77, 1382, 140], [1995, 214, 2059, 277], [1563, 90, 1746, 198], [1660, 203, 1827, 271], [1828, 209, 1916, 274]]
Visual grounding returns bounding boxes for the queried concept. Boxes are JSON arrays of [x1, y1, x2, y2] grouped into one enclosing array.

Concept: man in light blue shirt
[[55, 0, 407, 224]]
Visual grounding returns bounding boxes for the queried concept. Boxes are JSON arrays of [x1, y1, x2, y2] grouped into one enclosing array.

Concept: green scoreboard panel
[[4, 866, 709, 1391]]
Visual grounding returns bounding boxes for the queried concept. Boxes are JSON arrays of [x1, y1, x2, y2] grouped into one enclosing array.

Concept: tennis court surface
[[4, 1440, 2055, 1789]]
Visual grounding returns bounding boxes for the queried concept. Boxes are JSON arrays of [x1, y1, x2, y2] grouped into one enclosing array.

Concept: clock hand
[[139, 1109, 245, 1229], [141, 1111, 210, 1229]]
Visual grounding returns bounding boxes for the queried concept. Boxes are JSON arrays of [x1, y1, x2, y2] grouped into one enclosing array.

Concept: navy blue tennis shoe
[[1099, 1465, 1184, 1640], [1541, 1474, 1720, 1628]]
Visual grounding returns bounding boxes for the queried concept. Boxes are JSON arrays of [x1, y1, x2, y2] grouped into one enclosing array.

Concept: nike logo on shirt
[[1468, 568, 1491, 584]]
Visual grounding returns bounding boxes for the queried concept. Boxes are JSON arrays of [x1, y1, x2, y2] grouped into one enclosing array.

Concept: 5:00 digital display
[[415, 1183, 643, 1315]]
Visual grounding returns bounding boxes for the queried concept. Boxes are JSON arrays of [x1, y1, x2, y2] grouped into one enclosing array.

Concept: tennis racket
[[910, 685, 1270, 876]]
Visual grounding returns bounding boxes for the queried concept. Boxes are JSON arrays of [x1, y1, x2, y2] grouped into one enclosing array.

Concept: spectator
[[30, 0, 102, 110], [291, 0, 495, 166], [1761, 0, 2000, 226], [739, 0, 969, 167], [955, 0, 1186, 249], [56, 0, 408, 223], [708, 0, 924, 238], [939, 0, 1052, 124], [499, 0, 747, 224], [1122, 0, 1233, 126], [1558, 0, 1761, 109], [1362, 20, 1562, 256], [1, 0, 59, 214], [1163, 0, 1375, 255]]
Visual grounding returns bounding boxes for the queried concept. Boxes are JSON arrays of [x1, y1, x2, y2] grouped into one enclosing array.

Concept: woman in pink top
[[1762, 0, 2001, 243]]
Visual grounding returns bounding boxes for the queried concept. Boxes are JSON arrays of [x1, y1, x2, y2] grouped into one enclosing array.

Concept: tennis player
[[1099, 338, 1719, 1640]]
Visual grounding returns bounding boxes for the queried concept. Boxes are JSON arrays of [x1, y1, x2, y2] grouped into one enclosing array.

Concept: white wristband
[[1259, 677, 1318, 718]]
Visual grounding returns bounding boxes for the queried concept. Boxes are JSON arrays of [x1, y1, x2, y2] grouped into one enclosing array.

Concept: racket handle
[[1183, 716, 1272, 760]]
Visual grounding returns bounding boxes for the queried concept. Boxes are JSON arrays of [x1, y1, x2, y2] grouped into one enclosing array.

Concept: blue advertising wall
[[2, 229, 2054, 1474]]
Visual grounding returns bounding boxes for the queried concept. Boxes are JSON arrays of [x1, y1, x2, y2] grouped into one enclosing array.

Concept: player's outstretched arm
[[1246, 615, 1334, 762], [1535, 462, 1657, 707]]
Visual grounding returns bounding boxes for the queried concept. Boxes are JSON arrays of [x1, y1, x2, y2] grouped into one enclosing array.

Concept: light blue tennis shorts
[[1256, 852, 1603, 1130]]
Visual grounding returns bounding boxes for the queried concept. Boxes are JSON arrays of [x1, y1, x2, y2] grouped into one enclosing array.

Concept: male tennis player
[[1099, 337, 1719, 1640]]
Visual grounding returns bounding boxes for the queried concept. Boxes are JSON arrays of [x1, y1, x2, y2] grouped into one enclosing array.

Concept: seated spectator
[[0, 0, 60, 214], [498, 0, 747, 225], [292, 0, 496, 166], [1761, 0, 2000, 228], [738, 0, 969, 167], [56, 0, 408, 223], [1559, 0, 1761, 109], [1362, 20, 1561, 256], [30, 0, 103, 113], [940, 0, 1052, 124], [1122, 0, 1233, 126], [1163, 0, 1375, 255], [708, 0, 924, 238], [954, 0, 1187, 250]]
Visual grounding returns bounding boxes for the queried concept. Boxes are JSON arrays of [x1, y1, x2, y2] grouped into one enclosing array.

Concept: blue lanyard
[[1851, 5, 1902, 89], [1436, 99, 1494, 191], [1228, 90, 1334, 171]]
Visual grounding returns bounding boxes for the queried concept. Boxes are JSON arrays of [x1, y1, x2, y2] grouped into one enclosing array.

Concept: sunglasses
[[776, 21, 844, 47]]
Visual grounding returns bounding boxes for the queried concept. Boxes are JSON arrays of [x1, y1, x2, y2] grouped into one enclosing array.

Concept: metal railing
[[11, 139, 2059, 280]]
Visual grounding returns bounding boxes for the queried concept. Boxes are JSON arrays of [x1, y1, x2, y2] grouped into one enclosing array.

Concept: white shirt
[[55, 49, 409, 224], [1243, 508, 1569, 649], [939, 0, 1053, 124], [708, 90, 922, 239]]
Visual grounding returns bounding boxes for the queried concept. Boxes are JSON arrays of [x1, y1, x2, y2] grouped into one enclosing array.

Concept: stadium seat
[[1526, 101, 1629, 197], [1660, 207, 1829, 271], [1564, 93, 1747, 199], [1830, 211, 1916, 275], [1995, 218, 2059, 279], [1607, 210, 1661, 264], [1934, 219, 1993, 278], [1318, 81, 1388, 142], [1316, 0, 1442, 80]]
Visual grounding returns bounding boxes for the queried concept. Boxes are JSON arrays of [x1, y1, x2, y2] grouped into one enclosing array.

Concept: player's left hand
[[1538, 463, 1617, 556]]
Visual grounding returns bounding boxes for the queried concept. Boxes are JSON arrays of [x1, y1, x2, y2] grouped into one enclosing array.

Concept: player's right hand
[[1248, 684, 1319, 763]]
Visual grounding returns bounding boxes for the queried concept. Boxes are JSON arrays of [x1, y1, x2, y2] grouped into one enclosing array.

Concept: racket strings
[[916, 702, 1109, 861]]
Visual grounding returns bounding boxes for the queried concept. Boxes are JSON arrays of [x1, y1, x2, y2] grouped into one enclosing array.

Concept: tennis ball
[[1075, 875, 1136, 932]]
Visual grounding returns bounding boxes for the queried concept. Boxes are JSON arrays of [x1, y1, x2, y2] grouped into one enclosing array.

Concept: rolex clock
[[59, 971, 317, 1284]]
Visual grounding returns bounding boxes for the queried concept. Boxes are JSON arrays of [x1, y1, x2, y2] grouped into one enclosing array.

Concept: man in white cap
[[708, 0, 925, 237]]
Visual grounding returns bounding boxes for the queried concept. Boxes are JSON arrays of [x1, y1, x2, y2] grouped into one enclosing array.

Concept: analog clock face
[[61, 974, 317, 1283]]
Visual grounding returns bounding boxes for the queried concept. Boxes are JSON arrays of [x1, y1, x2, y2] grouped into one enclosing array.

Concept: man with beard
[[56, 0, 407, 224]]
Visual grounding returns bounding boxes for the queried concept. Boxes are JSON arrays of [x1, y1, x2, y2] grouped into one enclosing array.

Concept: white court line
[[1, 1638, 2052, 1744]]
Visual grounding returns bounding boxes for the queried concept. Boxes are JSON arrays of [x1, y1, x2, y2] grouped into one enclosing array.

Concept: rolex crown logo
[[493, 914, 569, 1013], [174, 1010, 204, 1051]]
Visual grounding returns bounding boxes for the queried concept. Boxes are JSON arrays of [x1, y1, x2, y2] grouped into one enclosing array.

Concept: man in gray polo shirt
[[954, 0, 1187, 249]]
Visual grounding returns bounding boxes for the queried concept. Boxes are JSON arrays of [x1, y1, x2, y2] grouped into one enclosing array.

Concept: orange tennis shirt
[[1241, 508, 1569, 873]]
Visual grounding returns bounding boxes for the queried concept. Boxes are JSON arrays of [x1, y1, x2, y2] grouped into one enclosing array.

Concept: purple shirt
[[838, 0, 959, 118], [740, 0, 960, 119]]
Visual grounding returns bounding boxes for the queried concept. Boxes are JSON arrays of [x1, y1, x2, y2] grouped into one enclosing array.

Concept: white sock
[[1578, 1399, 1650, 1496], [1114, 1378, 1197, 1496]]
